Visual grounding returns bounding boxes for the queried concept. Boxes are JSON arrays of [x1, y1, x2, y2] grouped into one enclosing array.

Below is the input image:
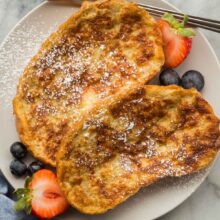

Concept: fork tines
[[138, 3, 220, 33]]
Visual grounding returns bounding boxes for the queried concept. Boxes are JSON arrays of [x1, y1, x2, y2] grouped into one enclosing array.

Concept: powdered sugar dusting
[[0, 17, 59, 111], [120, 155, 133, 173]]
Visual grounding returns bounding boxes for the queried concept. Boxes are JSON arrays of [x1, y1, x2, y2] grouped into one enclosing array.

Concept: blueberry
[[0, 194, 25, 220], [27, 161, 45, 176], [159, 69, 181, 86], [10, 142, 27, 159], [181, 70, 205, 91], [10, 159, 27, 177]]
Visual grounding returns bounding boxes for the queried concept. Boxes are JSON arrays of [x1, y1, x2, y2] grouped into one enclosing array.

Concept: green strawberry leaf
[[14, 177, 33, 214], [178, 28, 196, 38], [25, 176, 33, 188], [14, 197, 27, 212], [162, 13, 183, 29], [162, 13, 196, 38], [14, 188, 30, 199]]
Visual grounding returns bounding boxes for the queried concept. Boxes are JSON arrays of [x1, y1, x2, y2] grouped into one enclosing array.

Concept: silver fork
[[139, 4, 220, 33]]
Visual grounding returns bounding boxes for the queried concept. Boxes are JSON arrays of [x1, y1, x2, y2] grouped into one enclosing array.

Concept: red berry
[[158, 20, 192, 68], [14, 169, 69, 219], [29, 169, 69, 219]]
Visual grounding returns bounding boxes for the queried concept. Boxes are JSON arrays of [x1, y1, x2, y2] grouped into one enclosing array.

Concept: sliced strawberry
[[158, 14, 195, 68], [30, 169, 69, 219], [14, 169, 69, 219]]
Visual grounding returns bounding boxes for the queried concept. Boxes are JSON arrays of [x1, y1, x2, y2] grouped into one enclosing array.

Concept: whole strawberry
[[158, 13, 196, 68]]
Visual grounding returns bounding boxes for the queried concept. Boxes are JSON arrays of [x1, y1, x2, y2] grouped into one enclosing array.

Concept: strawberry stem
[[182, 15, 188, 27]]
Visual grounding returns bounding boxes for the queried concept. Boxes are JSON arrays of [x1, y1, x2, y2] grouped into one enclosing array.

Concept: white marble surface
[[0, 0, 220, 219]]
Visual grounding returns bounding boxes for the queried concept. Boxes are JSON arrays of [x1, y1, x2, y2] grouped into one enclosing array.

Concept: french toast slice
[[57, 85, 220, 214], [13, 0, 164, 166]]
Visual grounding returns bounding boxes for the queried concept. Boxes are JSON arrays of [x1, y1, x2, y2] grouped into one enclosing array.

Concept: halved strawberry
[[158, 13, 195, 68], [14, 169, 69, 219]]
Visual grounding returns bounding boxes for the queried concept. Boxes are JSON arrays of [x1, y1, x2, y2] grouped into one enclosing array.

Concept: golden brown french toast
[[57, 85, 220, 214], [13, 0, 164, 166]]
